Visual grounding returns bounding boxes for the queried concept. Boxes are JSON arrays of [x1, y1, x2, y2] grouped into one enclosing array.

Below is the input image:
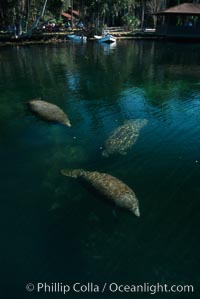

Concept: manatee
[[61, 168, 140, 217], [28, 99, 71, 127], [102, 119, 148, 157]]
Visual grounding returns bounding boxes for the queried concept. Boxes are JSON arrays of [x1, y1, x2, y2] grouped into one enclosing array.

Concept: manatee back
[[103, 121, 140, 155], [84, 171, 140, 216], [61, 169, 140, 217]]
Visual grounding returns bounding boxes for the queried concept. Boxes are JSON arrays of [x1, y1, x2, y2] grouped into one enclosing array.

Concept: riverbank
[[0, 30, 160, 47]]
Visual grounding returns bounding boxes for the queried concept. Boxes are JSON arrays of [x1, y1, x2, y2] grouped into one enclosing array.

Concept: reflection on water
[[98, 41, 117, 55], [1, 40, 200, 298]]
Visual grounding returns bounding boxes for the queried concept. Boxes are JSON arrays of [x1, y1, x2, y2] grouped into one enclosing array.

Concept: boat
[[94, 30, 116, 44], [67, 34, 87, 42]]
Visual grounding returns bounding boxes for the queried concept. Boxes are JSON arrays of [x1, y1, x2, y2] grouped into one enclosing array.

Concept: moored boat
[[94, 30, 116, 44], [67, 34, 87, 42]]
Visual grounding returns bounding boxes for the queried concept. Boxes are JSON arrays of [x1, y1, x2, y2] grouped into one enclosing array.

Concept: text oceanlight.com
[[26, 282, 194, 295]]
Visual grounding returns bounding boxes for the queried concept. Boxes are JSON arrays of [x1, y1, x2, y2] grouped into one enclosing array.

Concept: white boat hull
[[67, 35, 87, 42], [95, 34, 116, 44]]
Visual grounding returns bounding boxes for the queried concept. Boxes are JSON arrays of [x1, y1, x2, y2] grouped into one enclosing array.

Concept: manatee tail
[[60, 168, 84, 178]]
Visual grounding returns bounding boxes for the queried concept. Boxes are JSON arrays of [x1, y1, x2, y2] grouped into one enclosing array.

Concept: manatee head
[[63, 119, 71, 127], [124, 119, 148, 130], [121, 193, 140, 217], [139, 119, 148, 128], [131, 206, 140, 217], [129, 200, 140, 217], [134, 119, 148, 130]]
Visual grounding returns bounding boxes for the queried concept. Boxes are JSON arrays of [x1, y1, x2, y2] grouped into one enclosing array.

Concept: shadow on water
[[1, 40, 200, 298]]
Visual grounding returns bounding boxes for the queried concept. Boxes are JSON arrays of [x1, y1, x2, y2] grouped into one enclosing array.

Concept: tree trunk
[[141, 0, 145, 29], [17, 0, 24, 37], [96, 13, 100, 29], [71, 0, 73, 28], [25, 0, 30, 33], [18, 16, 23, 36], [27, 0, 48, 36]]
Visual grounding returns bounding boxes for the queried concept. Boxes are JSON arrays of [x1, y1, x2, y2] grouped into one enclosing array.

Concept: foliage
[[48, 0, 63, 18], [1, 0, 198, 36], [122, 14, 141, 30]]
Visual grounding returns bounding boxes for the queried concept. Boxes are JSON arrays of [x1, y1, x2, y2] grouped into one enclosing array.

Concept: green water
[[1, 40, 200, 298]]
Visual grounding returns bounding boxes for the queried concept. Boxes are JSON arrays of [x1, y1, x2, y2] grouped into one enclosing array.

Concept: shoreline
[[1, 31, 199, 47], [0, 31, 161, 47]]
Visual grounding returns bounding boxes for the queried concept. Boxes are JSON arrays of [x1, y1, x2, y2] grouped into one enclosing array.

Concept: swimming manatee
[[61, 168, 140, 217], [102, 119, 148, 157], [28, 99, 71, 127]]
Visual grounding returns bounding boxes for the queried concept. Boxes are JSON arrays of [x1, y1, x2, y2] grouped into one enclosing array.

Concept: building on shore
[[155, 3, 200, 39]]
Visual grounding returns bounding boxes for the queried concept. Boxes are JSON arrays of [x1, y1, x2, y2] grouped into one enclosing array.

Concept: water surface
[[1, 40, 200, 298]]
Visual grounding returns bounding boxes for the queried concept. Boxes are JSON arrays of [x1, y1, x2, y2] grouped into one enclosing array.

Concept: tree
[[27, 0, 48, 36], [146, 0, 166, 27], [0, 0, 67, 36]]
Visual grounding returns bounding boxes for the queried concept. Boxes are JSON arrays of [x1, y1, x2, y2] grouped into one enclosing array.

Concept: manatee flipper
[[102, 150, 109, 158]]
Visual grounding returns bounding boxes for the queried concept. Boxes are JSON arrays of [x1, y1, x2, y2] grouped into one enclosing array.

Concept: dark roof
[[156, 3, 200, 15]]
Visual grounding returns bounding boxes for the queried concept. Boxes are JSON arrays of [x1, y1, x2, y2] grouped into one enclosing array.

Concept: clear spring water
[[0, 40, 200, 298]]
